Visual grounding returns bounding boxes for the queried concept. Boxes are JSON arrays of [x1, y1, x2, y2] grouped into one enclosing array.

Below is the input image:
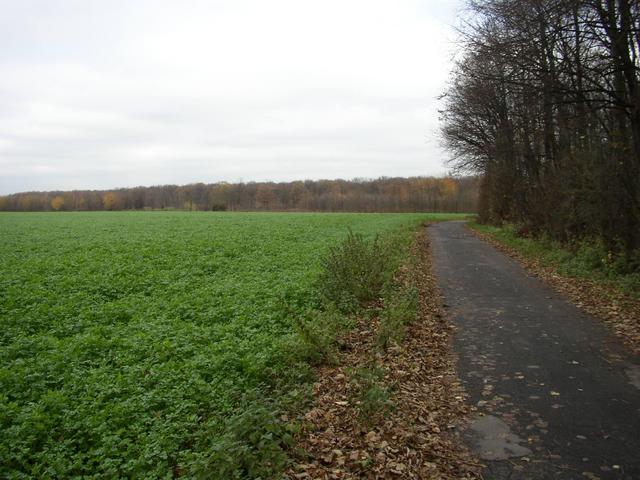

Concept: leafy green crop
[[0, 211, 455, 478]]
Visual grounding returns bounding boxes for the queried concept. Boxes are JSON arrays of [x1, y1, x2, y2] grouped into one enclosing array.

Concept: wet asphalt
[[429, 222, 640, 480]]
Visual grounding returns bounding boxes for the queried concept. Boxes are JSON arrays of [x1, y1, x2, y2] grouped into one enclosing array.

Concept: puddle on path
[[468, 415, 532, 461]]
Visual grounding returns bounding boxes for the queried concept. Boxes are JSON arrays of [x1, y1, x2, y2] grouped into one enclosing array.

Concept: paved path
[[429, 222, 640, 480]]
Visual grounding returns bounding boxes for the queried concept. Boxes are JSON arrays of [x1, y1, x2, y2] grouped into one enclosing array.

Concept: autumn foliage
[[50, 196, 65, 211], [441, 0, 640, 265], [0, 176, 479, 213]]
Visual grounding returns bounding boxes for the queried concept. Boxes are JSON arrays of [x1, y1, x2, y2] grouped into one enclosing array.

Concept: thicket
[[441, 0, 640, 271], [318, 231, 390, 313]]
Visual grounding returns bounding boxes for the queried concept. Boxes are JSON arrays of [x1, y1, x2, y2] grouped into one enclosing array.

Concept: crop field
[[0, 211, 464, 477]]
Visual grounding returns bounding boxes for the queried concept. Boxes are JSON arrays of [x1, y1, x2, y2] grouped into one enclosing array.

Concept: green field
[[0, 212, 464, 478]]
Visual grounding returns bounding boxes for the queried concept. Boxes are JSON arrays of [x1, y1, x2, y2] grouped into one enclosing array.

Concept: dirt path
[[429, 221, 640, 479]]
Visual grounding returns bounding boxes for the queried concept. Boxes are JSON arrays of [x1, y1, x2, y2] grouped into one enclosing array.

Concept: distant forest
[[442, 0, 640, 260], [0, 176, 480, 213]]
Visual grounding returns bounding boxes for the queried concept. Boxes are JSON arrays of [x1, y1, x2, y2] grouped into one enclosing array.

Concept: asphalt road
[[429, 221, 640, 480]]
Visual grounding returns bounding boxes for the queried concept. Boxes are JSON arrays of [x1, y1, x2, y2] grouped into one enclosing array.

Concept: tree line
[[441, 0, 640, 265], [0, 176, 479, 213]]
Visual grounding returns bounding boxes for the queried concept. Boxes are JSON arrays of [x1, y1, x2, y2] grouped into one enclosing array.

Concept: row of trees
[[0, 177, 480, 213], [441, 0, 640, 262]]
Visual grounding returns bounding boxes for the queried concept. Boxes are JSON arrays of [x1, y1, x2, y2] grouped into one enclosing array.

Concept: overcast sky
[[0, 0, 462, 195]]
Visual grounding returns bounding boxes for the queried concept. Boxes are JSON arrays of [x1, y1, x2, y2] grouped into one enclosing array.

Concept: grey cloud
[[0, 0, 461, 195]]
